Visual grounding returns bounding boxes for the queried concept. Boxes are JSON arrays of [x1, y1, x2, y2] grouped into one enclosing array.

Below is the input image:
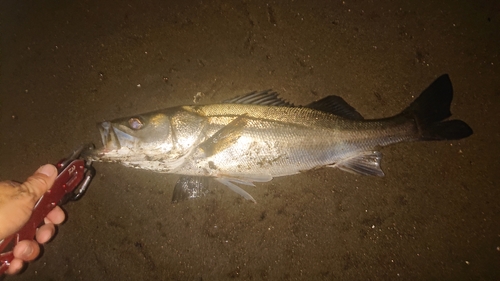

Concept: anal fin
[[329, 151, 384, 177]]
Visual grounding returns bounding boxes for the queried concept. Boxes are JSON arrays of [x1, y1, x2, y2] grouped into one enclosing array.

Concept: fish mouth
[[84, 121, 127, 160], [92, 121, 139, 157], [99, 121, 121, 151]]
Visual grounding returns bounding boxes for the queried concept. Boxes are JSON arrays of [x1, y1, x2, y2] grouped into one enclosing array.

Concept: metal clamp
[[0, 144, 95, 275]]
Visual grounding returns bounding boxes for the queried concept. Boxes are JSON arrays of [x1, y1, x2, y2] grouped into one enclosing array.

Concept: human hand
[[0, 164, 66, 275]]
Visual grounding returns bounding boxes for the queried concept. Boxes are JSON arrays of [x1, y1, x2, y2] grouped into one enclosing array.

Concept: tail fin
[[401, 74, 473, 140]]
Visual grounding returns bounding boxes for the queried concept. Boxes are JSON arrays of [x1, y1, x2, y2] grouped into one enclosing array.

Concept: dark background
[[1, 0, 498, 280]]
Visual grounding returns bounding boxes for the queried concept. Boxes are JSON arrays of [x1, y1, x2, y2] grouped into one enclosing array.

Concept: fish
[[85, 74, 473, 202]]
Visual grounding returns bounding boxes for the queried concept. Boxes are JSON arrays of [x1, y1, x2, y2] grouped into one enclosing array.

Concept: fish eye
[[128, 117, 144, 130]]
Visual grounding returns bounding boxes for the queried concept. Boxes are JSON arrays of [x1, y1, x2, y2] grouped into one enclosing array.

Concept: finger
[[36, 223, 56, 244], [44, 206, 66, 225], [21, 164, 57, 203], [13, 240, 40, 261], [5, 258, 24, 275]]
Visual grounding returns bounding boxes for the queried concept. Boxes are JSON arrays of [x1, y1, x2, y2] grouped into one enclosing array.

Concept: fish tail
[[401, 74, 473, 141]]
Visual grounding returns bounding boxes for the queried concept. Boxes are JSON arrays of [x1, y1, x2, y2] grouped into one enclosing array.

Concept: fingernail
[[22, 244, 34, 258], [37, 164, 56, 177]]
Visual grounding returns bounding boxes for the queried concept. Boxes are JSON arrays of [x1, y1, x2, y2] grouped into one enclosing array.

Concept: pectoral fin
[[171, 176, 210, 202], [198, 115, 248, 157], [329, 151, 384, 177]]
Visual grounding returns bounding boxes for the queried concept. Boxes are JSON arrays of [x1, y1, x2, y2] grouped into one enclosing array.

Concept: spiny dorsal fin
[[224, 91, 364, 120], [223, 90, 293, 106], [306, 95, 364, 120]]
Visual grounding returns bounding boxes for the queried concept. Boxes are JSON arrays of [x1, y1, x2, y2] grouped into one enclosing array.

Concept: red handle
[[0, 160, 85, 274]]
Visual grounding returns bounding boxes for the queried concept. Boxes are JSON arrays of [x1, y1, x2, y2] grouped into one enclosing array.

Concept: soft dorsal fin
[[306, 95, 364, 120], [223, 90, 293, 106]]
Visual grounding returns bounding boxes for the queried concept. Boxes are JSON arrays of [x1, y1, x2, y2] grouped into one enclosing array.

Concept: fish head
[[89, 112, 174, 162]]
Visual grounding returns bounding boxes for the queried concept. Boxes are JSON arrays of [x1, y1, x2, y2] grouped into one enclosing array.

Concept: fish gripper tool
[[0, 143, 95, 275]]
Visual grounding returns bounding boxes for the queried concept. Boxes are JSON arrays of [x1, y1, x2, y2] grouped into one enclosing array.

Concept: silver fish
[[86, 74, 472, 202]]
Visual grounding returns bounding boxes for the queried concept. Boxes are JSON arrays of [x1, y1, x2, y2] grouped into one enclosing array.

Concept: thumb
[[22, 164, 58, 203], [0, 164, 58, 240]]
